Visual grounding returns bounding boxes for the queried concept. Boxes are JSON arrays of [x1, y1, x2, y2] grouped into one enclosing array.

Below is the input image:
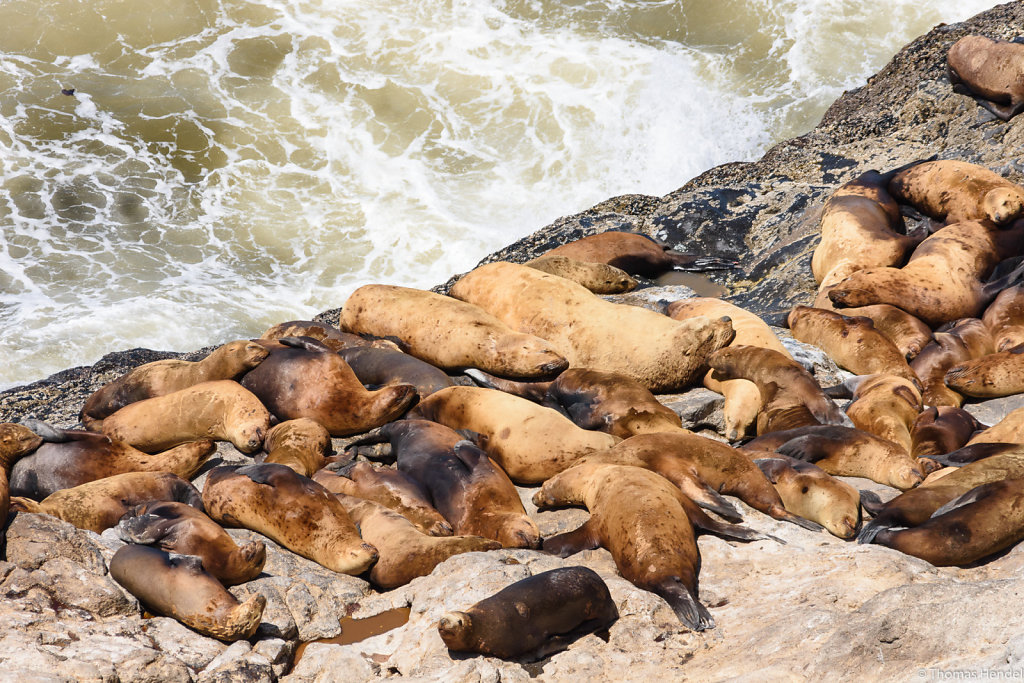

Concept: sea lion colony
[[3, 33, 1024, 661]]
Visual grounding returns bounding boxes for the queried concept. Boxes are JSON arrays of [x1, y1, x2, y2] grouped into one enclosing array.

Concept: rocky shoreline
[[3, 3, 1024, 681]]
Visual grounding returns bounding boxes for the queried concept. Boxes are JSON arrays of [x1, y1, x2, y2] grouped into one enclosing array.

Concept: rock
[[4, 513, 107, 574]]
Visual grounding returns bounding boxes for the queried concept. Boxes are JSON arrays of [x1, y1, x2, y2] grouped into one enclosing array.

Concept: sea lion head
[[984, 187, 1024, 225], [437, 611, 474, 650], [0, 423, 43, 468], [494, 514, 542, 550], [890, 463, 926, 490]]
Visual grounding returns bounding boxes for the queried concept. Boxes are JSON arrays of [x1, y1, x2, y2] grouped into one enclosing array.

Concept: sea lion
[[80, 340, 269, 430], [911, 318, 994, 407], [258, 418, 331, 477], [982, 284, 1024, 351], [966, 406, 1024, 446], [524, 254, 638, 293], [337, 495, 500, 589], [754, 455, 861, 538], [313, 461, 452, 537], [0, 423, 44, 524], [464, 367, 684, 438], [338, 346, 453, 398], [744, 425, 925, 490], [340, 285, 568, 379], [10, 471, 203, 533], [202, 464, 377, 574], [842, 374, 923, 455], [9, 424, 213, 500], [450, 262, 735, 392], [911, 407, 986, 459], [380, 419, 540, 548], [109, 545, 265, 641], [824, 304, 932, 360], [438, 566, 619, 660], [240, 337, 416, 437], [948, 35, 1024, 122], [828, 219, 1024, 326], [541, 230, 733, 276], [261, 320, 399, 351], [409, 386, 619, 484], [116, 501, 266, 586], [944, 343, 1024, 398], [667, 297, 790, 439], [926, 442, 1021, 468], [787, 306, 919, 382], [101, 380, 270, 454], [889, 159, 1024, 225], [707, 345, 846, 436]]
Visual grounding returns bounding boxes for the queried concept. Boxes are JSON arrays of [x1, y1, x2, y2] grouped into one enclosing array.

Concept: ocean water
[[0, 0, 1000, 389]]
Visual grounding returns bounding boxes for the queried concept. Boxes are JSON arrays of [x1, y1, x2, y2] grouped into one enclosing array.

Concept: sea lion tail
[[858, 490, 885, 516], [654, 579, 715, 631], [214, 594, 266, 642], [19, 419, 69, 443], [856, 517, 895, 545], [9, 497, 41, 513]]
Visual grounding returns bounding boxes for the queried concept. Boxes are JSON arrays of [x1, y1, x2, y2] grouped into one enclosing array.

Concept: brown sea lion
[[0, 423, 44, 525], [340, 285, 568, 378], [842, 374, 923, 455], [541, 230, 734, 276], [438, 566, 619, 660], [889, 160, 1024, 225], [80, 340, 269, 430], [313, 461, 452, 537], [707, 345, 846, 436], [258, 418, 331, 477], [10, 471, 203, 533], [203, 464, 377, 575], [911, 406, 987, 459], [109, 545, 265, 641], [337, 346, 453, 398], [982, 284, 1024, 351], [337, 495, 500, 590], [945, 344, 1024, 398], [101, 380, 270, 454], [948, 35, 1024, 122], [966, 406, 1024, 446], [409, 386, 619, 484], [744, 425, 925, 490], [524, 254, 638, 293], [826, 304, 932, 360], [911, 318, 995, 407], [116, 501, 266, 586], [753, 455, 861, 539], [828, 219, 1024, 326], [241, 337, 416, 437], [261, 320, 399, 351]]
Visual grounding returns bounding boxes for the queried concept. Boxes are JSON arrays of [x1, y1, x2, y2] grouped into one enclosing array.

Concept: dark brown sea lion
[[203, 463, 377, 575], [258, 418, 331, 477], [842, 374, 923, 455], [380, 419, 540, 548], [911, 406, 987, 459], [911, 318, 995, 407], [542, 230, 733, 276], [337, 495, 500, 589], [116, 501, 266, 586], [948, 35, 1024, 122], [101, 380, 270, 454], [944, 344, 1024, 398], [337, 346, 453, 398], [80, 340, 269, 430], [409, 386, 619, 484], [524, 254, 638, 293], [340, 285, 569, 378], [10, 471, 203, 533], [109, 544, 265, 641], [753, 455, 861, 538], [828, 304, 932, 360], [240, 337, 416, 437], [449, 262, 735, 392], [0, 423, 44, 525], [982, 284, 1024, 351], [438, 566, 619, 660], [889, 159, 1024, 225]]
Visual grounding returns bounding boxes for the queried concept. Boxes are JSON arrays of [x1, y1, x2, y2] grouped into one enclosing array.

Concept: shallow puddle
[[291, 606, 411, 668], [654, 271, 728, 297]]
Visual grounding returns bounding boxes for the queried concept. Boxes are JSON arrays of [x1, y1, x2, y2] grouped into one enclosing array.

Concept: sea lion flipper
[[278, 336, 333, 353], [930, 482, 994, 518], [652, 578, 715, 631], [858, 490, 885, 516], [451, 440, 487, 469], [542, 521, 598, 557], [778, 511, 825, 533], [19, 419, 71, 443], [775, 435, 829, 464]]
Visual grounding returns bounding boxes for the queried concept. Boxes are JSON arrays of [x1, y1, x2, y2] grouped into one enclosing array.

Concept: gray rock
[[4, 513, 107, 574]]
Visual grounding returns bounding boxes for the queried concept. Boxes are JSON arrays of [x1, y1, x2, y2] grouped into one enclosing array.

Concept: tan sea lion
[[0, 423, 44, 525], [116, 501, 266, 586], [524, 254, 638, 293], [966, 406, 1024, 446], [450, 262, 735, 392], [541, 230, 734, 276], [438, 566, 619, 660], [109, 544, 265, 641], [409, 386, 619, 484], [842, 374, 923, 455], [911, 406, 987, 459], [340, 285, 568, 378], [889, 160, 1024, 225], [825, 304, 932, 360], [101, 380, 270, 454], [202, 464, 377, 575], [948, 35, 1024, 122], [753, 454, 860, 538], [944, 344, 1024, 398], [80, 340, 269, 430], [10, 471, 203, 533], [982, 284, 1024, 351], [911, 318, 994, 407], [258, 418, 331, 477]]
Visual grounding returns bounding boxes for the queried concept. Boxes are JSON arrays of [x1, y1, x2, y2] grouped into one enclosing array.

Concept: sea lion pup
[[753, 455, 860, 539], [80, 340, 269, 430], [743, 425, 925, 490], [839, 374, 923, 455], [9, 421, 213, 500], [889, 160, 1024, 225], [707, 345, 846, 436], [948, 35, 1024, 122], [982, 284, 1024, 351], [116, 501, 266, 586], [534, 463, 775, 631], [313, 461, 452, 537], [101, 380, 270, 454], [911, 407, 987, 459], [966, 406, 1024, 446], [820, 304, 932, 360], [254, 419, 331, 478], [450, 262, 735, 392], [340, 284, 568, 379], [541, 230, 734, 276], [574, 431, 823, 530], [787, 306, 919, 383], [464, 367, 683, 438], [109, 545, 265, 642], [0, 423, 44, 524], [261, 320, 399, 351], [240, 337, 416, 436], [337, 346, 453, 398], [945, 343, 1024, 398], [667, 297, 790, 439], [10, 471, 202, 534], [828, 219, 1024, 327], [377, 419, 540, 548], [911, 318, 995, 407], [337, 495, 500, 590], [202, 464, 378, 575], [524, 254, 638, 294], [409, 386, 619, 484], [438, 566, 619, 660]]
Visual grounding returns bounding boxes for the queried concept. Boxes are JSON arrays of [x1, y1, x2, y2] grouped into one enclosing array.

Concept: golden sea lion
[[0, 423, 43, 525], [982, 284, 1024, 351], [753, 454, 861, 539], [524, 254, 638, 293], [825, 304, 932, 360], [945, 344, 1024, 398], [911, 318, 994, 407], [966, 406, 1024, 446], [948, 35, 1024, 122], [257, 419, 331, 477], [842, 374, 923, 455], [889, 159, 1024, 225], [541, 231, 733, 276]]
